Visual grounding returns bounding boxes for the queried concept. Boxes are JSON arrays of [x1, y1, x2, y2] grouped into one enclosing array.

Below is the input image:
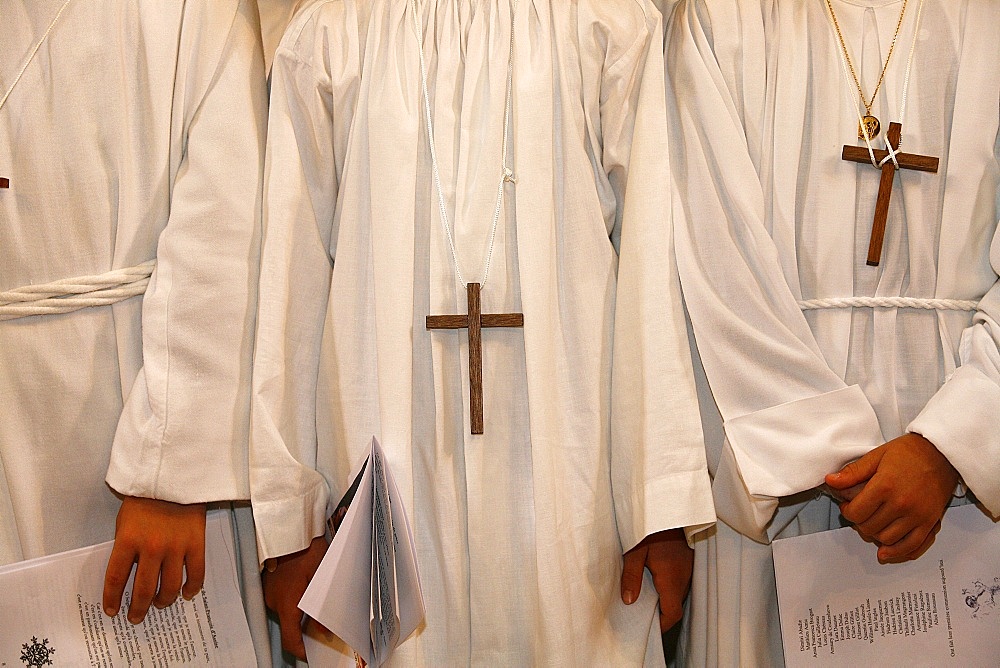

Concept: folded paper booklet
[[773, 503, 1000, 667], [299, 436, 425, 667], [0, 510, 256, 666]]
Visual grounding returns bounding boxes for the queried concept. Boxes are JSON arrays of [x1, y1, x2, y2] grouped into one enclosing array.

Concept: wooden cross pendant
[[426, 282, 524, 435], [841, 122, 939, 266]]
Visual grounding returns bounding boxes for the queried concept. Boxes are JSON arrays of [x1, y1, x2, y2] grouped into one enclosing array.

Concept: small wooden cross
[[0, 177, 8, 189], [841, 122, 938, 266], [426, 282, 524, 435]]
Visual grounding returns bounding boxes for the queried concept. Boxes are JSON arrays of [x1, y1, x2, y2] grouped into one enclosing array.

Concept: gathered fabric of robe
[[252, 0, 715, 663], [665, 0, 1000, 664], [0, 1, 271, 663]]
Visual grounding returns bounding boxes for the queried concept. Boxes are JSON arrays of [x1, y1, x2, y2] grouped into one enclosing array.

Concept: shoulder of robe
[[667, 0, 768, 63], [577, 0, 661, 66], [272, 0, 362, 81], [579, 0, 657, 36]]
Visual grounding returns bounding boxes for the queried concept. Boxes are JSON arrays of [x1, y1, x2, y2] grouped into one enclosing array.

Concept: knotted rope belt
[[797, 297, 976, 403], [798, 296, 978, 312], [0, 260, 155, 321]]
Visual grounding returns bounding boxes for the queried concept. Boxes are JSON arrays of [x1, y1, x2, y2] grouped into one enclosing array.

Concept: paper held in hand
[[0, 511, 256, 666], [299, 436, 425, 667], [773, 503, 1000, 667]]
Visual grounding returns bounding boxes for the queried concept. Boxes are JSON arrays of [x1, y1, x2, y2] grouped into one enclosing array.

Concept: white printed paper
[[299, 437, 424, 667], [773, 503, 1000, 666], [0, 511, 256, 666]]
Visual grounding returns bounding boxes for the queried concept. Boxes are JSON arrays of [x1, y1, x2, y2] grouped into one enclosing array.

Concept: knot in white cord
[[503, 167, 516, 184], [0, 260, 155, 321], [878, 136, 902, 170]]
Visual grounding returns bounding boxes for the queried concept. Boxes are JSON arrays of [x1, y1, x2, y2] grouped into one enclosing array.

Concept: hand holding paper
[[0, 511, 256, 665], [298, 437, 424, 667], [773, 503, 1000, 667], [827, 433, 959, 562], [103, 497, 207, 623]]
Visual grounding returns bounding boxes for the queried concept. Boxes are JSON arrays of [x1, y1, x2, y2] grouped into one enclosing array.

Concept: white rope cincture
[[0, 260, 155, 320], [798, 296, 977, 312]]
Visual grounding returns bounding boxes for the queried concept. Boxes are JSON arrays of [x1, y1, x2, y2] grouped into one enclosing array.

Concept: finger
[[872, 517, 918, 548], [152, 553, 184, 609], [880, 521, 941, 563], [182, 542, 206, 600], [128, 554, 163, 624], [621, 546, 647, 605], [839, 484, 886, 526], [658, 594, 684, 633], [827, 448, 883, 489], [854, 504, 903, 541], [103, 543, 137, 617], [278, 605, 307, 661], [835, 482, 866, 503], [315, 620, 335, 639], [877, 524, 932, 563], [305, 617, 337, 642]]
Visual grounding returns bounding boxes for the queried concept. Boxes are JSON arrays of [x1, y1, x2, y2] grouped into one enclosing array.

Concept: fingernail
[[104, 606, 117, 617], [623, 590, 635, 605]]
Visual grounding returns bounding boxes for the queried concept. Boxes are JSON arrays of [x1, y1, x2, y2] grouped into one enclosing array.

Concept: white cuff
[[724, 385, 883, 498], [909, 365, 1000, 516]]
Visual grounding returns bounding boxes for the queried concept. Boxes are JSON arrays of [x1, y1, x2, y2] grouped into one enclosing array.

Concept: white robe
[[252, 0, 715, 664], [0, 0, 271, 663], [257, 0, 303, 71], [665, 0, 1000, 664]]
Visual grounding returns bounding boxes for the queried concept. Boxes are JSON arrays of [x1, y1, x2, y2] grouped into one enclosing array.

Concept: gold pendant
[[858, 115, 881, 140]]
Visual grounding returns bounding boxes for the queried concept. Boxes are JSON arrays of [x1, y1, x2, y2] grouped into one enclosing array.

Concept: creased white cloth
[[252, 0, 714, 664], [666, 0, 1000, 664], [0, 1, 269, 663]]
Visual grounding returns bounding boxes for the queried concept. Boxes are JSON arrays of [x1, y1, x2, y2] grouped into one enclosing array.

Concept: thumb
[[827, 448, 883, 489], [621, 546, 647, 605]]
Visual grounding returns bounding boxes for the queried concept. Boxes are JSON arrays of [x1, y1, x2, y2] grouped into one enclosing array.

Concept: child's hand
[[263, 535, 329, 661], [826, 433, 958, 562], [103, 497, 207, 623]]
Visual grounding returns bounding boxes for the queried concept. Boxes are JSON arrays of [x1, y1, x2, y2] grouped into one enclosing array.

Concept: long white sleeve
[[107, 0, 268, 504], [606, 6, 714, 551]]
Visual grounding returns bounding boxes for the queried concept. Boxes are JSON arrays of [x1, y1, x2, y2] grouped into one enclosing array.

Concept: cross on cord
[[426, 282, 524, 435], [841, 122, 938, 266]]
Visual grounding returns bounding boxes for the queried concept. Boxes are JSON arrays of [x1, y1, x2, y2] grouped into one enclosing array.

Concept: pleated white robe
[[0, 0, 270, 663], [252, 0, 715, 664], [665, 0, 1000, 664]]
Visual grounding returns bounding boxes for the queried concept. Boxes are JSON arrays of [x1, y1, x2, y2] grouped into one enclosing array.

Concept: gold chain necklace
[[824, 0, 908, 139]]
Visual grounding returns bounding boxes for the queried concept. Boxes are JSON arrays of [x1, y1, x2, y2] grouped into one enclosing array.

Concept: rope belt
[[0, 260, 156, 321], [798, 296, 978, 312]]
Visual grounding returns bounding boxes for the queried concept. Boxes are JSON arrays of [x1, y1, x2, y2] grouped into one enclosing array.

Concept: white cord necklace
[[826, 0, 926, 168], [0, 0, 74, 114], [409, 0, 517, 289]]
